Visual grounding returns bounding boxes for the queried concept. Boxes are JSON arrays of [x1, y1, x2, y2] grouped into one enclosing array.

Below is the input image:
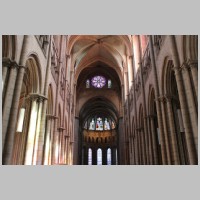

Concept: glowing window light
[[97, 148, 102, 165], [91, 76, 106, 88], [16, 108, 26, 132], [88, 148, 92, 165], [107, 148, 112, 165]]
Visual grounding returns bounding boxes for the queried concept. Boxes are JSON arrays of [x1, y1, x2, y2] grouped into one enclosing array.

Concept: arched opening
[[107, 148, 112, 165], [148, 87, 162, 165], [97, 148, 102, 165], [164, 60, 189, 164], [11, 56, 42, 165], [43, 85, 54, 165], [77, 64, 121, 165], [88, 148, 92, 165]]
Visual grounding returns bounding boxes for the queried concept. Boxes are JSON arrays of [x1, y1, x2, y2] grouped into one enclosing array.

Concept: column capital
[[172, 66, 181, 74], [164, 94, 173, 102], [2, 58, 18, 68], [187, 59, 198, 69], [180, 62, 190, 72], [46, 114, 57, 119], [157, 95, 166, 103], [58, 127, 65, 131], [129, 55, 133, 59], [66, 54, 71, 59], [28, 93, 48, 102]]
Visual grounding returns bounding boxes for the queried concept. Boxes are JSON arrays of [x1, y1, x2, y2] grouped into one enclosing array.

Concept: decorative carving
[[153, 35, 164, 54]]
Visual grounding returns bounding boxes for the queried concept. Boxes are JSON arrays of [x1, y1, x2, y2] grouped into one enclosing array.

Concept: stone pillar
[[149, 36, 167, 165], [149, 116, 159, 164], [64, 135, 70, 164], [102, 148, 107, 165], [188, 60, 198, 100], [118, 117, 125, 164], [159, 96, 172, 164], [60, 129, 66, 164], [43, 115, 52, 165], [73, 117, 79, 165], [84, 146, 88, 165], [2, 62, 18, 150], [181, 63, 198, 153], [165, 95, 180, 164], [52, 123, 60, 165], [134, 130, 139, 164], [112, 148, 117, 165], [140, 128, 146, 165], [35, 36, 52, 165], [24, 96, 39, 165], [2, 65, 26, 165], [32, 96, 44, 165], [169, 35, 197, 164], [147, 116, 153, 164], [92, 147, 97, 165], [137, 129, 141, 164], [63, 135, 69, 164], [2, 58, 12, 95]]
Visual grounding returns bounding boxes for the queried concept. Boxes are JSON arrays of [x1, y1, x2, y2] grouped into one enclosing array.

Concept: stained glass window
[[111, 121, 116, 129], [108, 79, 112, 88], [104, 118, 110, 130], [96, 117, 103, 131], [86, 79, 90, 88], [91, 76, 106, 88], [107, 148, 112, 165], [89, 119, 95, 130], [97, 148, 102, 165], [88, 148, 92, 165]]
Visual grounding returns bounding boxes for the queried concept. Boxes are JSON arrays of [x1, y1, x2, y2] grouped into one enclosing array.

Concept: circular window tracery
[[91, 76, 106, 88]]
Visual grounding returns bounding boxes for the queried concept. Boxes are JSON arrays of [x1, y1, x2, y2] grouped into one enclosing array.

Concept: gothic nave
[[2, 35, 198, 165]]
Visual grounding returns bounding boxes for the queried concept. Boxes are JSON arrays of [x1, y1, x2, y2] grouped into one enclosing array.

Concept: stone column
[[147, 116, 153, 164], [165, 95, 180, 164], [169, 35, 197, 164], [73, 117, 79, 165], [149, 116, 159, 164], [137, 129, 141, 164], [112, 148, 117, 165], [2, 58, 12, 96], [2, 62, 18, 150], [92, 147, 97, 165], [32, 96, 44, 165], [64, 135, 70, 164], [159, 96, 172, 164], [134, 130, 139, 164], [35, 36, 52, 165], [118, 117, 125, 165], [52, 122, 60, 165], [188, 60, 198, 100], [102, 148, 107, 165], [17, 97, 32, 165], [140, 128, 146, 165], [63, 135, 69, 164], [58, 128, 65, 164], [149, 36, 167, 164], [84, 146, 88, 165], [43, 115, 52, 165], [2, 65, 26, 165], [181, 63, 198, 153], [24, 95, 39, 165]]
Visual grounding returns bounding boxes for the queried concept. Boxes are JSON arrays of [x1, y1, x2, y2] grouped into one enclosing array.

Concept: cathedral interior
[[2, 35, 198, 165]]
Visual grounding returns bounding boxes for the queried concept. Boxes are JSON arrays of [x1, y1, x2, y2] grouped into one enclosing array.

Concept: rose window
[[91, 76, 106, 88]]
